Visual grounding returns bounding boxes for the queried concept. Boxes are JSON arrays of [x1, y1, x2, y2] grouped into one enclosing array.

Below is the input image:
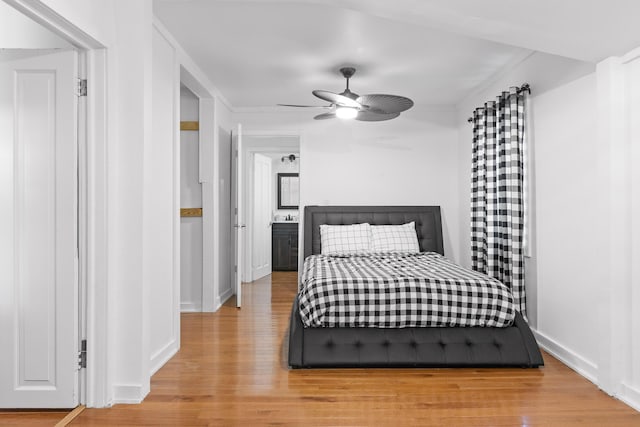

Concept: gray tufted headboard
[[303, 206, 444, 259]]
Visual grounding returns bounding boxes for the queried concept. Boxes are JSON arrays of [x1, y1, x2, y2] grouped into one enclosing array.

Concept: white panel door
[[232, 124, 244, 308], [0, 50, 78, 408], [252, 153, 272, 280]]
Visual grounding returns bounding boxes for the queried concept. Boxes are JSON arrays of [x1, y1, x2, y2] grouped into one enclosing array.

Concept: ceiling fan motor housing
[[340, 67, 356, 79]]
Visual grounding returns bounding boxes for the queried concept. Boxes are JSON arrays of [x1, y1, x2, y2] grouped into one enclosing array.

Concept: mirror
[[277, 173, 299, 209]]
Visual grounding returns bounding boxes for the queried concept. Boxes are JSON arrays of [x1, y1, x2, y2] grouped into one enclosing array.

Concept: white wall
[[106, 1, 154, 406], [627, 51, 640, 408], [532, 73, 601, 368], [594, 48, 640, 410], [147, 25, 180, 376], [180, 87, 203, 312], [233, 107, 461, 263], [456, 49, 640, 411]]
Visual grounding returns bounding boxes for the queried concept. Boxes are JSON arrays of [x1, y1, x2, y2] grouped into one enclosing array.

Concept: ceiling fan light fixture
[[335, 106, 358, 119], [283, 67, 413, 122]]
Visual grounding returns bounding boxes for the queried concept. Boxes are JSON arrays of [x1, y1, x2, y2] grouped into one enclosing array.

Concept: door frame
[[241, 132, 301, 283], [154, 17, 234, 314], [3, 0, 109, 407], [245, 148, 297, 282], [178, 69, 219, 313]]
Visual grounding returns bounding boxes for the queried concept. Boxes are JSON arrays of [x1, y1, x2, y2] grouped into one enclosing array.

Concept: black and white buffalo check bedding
[[298, 252, 516, 328]]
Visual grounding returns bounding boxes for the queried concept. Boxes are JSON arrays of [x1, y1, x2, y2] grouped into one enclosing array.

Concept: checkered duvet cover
[[299, 252, 516, 328]]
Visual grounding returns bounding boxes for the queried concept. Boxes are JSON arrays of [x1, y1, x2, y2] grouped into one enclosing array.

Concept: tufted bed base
[[288, 297, 544, 368], [288, 206, 544, 369]]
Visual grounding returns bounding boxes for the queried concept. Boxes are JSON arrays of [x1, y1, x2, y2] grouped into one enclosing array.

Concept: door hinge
[[78, 339, 87, 369], [77, 79, 87, 97]]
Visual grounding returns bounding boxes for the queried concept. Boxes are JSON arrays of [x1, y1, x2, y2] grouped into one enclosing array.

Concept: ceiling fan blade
[[312, 90, 361, 108], [314, 112, 336, 120], [355, 111, 401, 122], [277, 104, 331, 108], [356, 94, 414, 114]]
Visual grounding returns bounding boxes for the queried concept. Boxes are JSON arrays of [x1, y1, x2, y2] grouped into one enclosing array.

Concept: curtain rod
[[466, 83, 531, 123]]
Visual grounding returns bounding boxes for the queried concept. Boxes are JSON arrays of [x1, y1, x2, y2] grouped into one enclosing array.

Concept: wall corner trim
[[112, 384, 149, 405], [180, 302, 203, 312]]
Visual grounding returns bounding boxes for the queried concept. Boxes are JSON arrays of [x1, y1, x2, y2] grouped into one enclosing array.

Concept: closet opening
[[179, 85, 203, 312]]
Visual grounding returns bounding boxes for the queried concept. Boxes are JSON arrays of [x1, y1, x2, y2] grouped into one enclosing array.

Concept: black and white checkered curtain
[[470, 87, 526, 316]]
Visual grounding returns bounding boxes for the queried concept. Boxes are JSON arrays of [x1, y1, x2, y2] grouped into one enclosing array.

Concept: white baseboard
[[532, 328, 598, 384], [619, 383, 640, 412], [180, 301, 202, 312], [150, 338, 179, 376], [113, 341, 178, 405], [112, 384, 149, 404], [218, 287, 233, 307], [533, 330, 640, 414]]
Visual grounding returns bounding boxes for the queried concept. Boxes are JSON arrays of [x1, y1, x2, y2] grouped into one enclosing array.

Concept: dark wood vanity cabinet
[[272, 222, 298, 271]]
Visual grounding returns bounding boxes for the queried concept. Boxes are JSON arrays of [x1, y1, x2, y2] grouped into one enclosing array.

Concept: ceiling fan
[[278, 67, 414, 121]]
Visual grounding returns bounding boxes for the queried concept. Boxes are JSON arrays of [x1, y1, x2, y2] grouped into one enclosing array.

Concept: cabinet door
[[272, 233, 289, 271], [288, 229, 299, 270]]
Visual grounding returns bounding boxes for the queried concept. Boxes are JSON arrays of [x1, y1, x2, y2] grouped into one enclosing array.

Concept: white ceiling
[[154, 0, 640, 109]]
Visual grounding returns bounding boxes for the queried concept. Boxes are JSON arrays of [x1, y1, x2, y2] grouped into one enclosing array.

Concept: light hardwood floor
[[2, 272, 638, 426], [0, 410, 69, 426]]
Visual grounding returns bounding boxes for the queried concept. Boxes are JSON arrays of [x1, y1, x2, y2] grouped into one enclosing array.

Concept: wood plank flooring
[[0, 410, 69, 426], [3, 272, 638, 426]]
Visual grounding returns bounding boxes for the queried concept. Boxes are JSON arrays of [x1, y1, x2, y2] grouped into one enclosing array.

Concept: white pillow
[[370, 222, 420, 253], [320, 223, 371, 255]]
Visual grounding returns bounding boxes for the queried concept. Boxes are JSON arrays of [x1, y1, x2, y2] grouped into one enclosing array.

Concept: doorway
[[242, 135, 301, 284], [179, 85, 203, 312]]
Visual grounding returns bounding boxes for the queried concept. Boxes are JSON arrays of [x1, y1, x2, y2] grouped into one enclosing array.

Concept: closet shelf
[[180, 121, 199, 131], [180, 208, 202, 217]]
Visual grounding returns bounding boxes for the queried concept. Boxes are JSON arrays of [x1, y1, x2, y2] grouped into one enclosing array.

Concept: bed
[[288, 206, 544, 368]]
